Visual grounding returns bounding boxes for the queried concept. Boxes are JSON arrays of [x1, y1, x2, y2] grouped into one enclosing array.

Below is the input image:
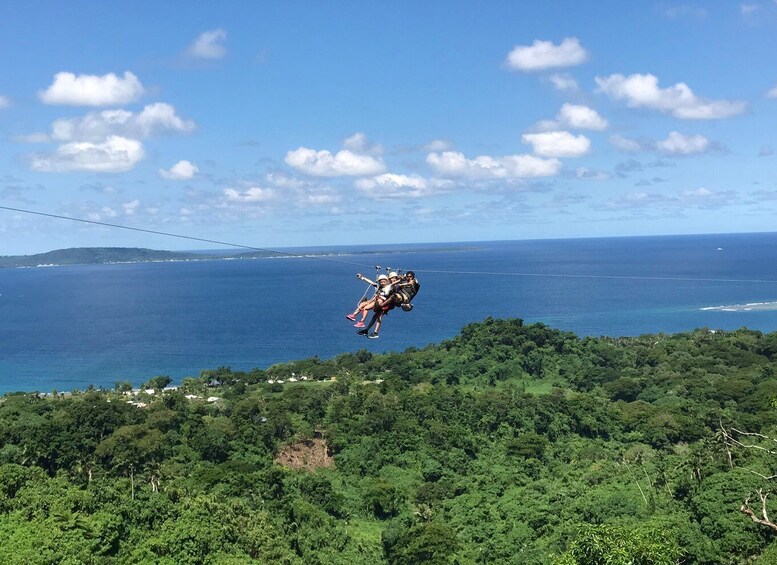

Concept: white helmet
[[389, 271, 398, 278], [377, 274, 388, 281]]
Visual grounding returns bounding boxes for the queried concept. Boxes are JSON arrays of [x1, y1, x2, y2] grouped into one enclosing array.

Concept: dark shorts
[[392, 291, 409, 304]]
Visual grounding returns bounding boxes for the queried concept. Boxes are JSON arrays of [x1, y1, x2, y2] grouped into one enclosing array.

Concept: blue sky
[[1, 0, 776, 254]]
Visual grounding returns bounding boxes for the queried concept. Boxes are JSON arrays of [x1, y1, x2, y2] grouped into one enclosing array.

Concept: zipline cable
[[3, 204, 776, 285], [0, 205, 375, 269], [414, 268, 777, 285]]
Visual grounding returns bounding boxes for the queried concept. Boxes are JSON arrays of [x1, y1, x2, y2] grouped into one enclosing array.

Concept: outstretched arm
[[357, 273, 377, 287]]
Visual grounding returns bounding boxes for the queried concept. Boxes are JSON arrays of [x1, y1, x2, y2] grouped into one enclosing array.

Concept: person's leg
[[367, 311, 385, 338], [347, 298, 367, 320], [358, 299, 376, 321], [358, 311, 381, 335], [371, 315, 382, 336]]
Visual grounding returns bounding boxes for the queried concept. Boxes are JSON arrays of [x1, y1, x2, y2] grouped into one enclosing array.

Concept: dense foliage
[[2, 318, 777, 563]]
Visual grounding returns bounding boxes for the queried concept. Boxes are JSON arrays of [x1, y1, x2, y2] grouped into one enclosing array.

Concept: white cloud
[[423, 139, 453, 152], [122, 199, 140, 215], [219, 173, 342, 209], [51, 103, 195, 142], [546, 73, 580, 92], [611, 191, 665, 208], [533, 105, 607, 132], [656, 131, 711, 155], [264, 172, 307, 189], [611, 186, 734, 209], [426, 151, 561, 179], [223, 186, 276, 203], [134, 103, 196, 136], [505, 37, 587, 72], [15, 132, 50, 143], [160, 160, 198, 180], [576, 167, 609, 180], [521, 131, 591, 158], [355, 173, 452, 200], [741, 4, 758, 15], [342, 132, 383, 155], [39, 71, 144, 106], [610, 134, 644, 152], [86, 206, 118, 222], [297, 190, 342, 207], [661, 5, 707, 19], [0, 95, 9, 109], [29, 135, 145, 173], [285, 147, 385, 177], [557, 104, 608, 130], [767, 85, 777, 99], [595, 73, 747, 119], [188, 29, 227, 59]]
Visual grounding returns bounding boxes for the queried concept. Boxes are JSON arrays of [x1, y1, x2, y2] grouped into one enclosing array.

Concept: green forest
[[2, 318, 777, 564]]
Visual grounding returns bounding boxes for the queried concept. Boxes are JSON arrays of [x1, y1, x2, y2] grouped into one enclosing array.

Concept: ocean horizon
[[2, 232, 777, 394]]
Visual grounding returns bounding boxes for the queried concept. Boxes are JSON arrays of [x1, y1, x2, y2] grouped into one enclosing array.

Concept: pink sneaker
[[346, 314, 356, 321], [354, 321, 365, 328]]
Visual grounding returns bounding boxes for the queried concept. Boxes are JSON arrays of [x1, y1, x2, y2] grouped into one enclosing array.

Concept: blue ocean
[[2, 233, 777, 393]]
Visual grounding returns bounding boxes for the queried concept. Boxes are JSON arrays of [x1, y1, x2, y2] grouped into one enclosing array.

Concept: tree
[[559, 524, 682, 565], [95, 425, 166, 499], [383, 521, 460, 565], [114, 381, 133, 393], [142, 375, 172, 391]]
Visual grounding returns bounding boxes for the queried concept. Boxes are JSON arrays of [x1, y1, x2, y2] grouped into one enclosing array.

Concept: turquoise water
[[1, 233, 777, 393]]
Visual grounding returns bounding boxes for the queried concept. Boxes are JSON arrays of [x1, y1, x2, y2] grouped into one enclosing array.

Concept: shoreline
[[701, 301, 777, 312]]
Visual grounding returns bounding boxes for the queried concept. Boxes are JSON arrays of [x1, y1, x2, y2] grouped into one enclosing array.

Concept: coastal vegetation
[[0, 245, 476, 268], [1, 318, 777, 563], [0, 247, 250, 268]]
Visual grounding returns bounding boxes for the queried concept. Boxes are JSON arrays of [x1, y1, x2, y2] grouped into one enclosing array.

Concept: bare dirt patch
[[274, 438, 334, 471]]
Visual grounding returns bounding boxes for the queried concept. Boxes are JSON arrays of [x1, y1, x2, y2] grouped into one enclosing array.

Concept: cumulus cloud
[[521, 131, 591, 158], [188, 29, 227, 59], [355, 173, 452, 200], [223, 186, 276, 203], [50, 103, 195, 142], [15, 132, 50, 143], [29, 136, 145, 173], [546, 73, 580, 92], [611, 186, 735, 209], [39, 71, 144, 106], [423, 139, 454, 152], [426, 151, 561, 179], [0, 95, 9, 109], [123, 199, 140, 215], [285, 147, 385, 177], [160, 160, 198, 180], [767, 85, 777, 99], [557, 104, 608, 130], [296, 190, 341, 207], [342, 132, 383, 155], [506, 37, 588, 71], [595, 73, 747, 119], [575, 167, 609, 180], [610, 134, 644, 152], [221, 173, 342, 209], [86, 206, 119, 222], [655, 131, 711, 155], [533, 104, 607, 132]]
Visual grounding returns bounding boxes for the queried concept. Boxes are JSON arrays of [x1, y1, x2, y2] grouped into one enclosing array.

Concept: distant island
[[0, 245, 476, 268]]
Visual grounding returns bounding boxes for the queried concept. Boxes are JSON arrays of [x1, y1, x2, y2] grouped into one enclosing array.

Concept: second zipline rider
[[346, 270, 420, 338]]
